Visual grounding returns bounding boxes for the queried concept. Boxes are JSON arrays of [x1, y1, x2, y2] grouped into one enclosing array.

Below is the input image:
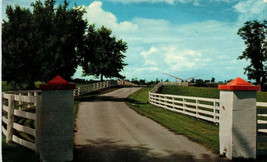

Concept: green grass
[[160, 86, 219, 99], [2, 135, 40, 162], [126, 87, 219, 152], [127, 86, 267, 158], [160, 85, 267, 102]]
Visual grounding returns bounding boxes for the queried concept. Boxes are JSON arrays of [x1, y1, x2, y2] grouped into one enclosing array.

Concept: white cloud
[[106, 0, 175, 5], [80, 1, 138, 35], [164, 47, 207, 71], [106, 0, 235, 5], [136, 67, 159, 72], [139, 45, 211, 73], [233, 0, 267, 22], [79, 1, 246, 80]]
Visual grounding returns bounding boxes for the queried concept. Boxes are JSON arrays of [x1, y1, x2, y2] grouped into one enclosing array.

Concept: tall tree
[[2, 6, 38, 89], [82, 25, 128, 81], [2, 0, 87, 89], [31, 0, 87, 81], [237, 20, 267, 87]]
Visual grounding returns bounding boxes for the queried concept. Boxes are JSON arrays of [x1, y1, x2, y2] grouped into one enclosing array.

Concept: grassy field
[[160, 85, 267, 102], [126, 87, 220, 152]]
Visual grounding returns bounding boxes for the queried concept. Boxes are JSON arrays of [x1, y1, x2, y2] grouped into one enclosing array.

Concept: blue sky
[[2, 0, 267, 82]]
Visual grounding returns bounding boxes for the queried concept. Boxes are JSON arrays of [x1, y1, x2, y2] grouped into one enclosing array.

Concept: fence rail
[[73, 80, 137, 97], [149, 86, 220, 123], [2, 90, 41, 151]]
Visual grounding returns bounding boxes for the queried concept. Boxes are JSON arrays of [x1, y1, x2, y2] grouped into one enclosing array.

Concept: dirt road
[[74, 87, 225, 162]]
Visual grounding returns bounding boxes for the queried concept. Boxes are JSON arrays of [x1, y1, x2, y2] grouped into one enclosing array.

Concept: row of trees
[[3, 0, 127, 89]]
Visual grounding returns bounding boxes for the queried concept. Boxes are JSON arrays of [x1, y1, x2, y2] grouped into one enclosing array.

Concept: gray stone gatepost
[[218, 77, 259, 160], [39, 75, 75, 162]]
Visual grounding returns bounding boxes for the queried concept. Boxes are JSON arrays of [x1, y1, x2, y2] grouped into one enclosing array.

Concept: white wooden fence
[[2, 80, 137, 152], [149, 82, 267, 156], [73, 80, 137, 97], [74, 81, 113, 96], [256, 102, 267, 156], [2, 91, 41, 151], [149, 82, 220, 123]]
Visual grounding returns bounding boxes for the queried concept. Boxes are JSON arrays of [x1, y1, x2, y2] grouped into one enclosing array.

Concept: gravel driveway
[[74, 87, 226, 162]]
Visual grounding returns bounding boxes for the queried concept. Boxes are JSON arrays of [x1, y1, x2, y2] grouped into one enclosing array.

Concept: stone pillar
[[39, 75, 75, 162], [218, 77, 259, 160]]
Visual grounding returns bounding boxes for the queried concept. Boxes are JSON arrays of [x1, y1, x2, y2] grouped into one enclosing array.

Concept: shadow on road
[[73, 138, 227, 162]]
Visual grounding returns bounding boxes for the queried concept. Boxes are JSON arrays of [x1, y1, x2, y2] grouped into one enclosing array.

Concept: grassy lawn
[[126, 87, 219, 153], [160, 85, 267, 102]]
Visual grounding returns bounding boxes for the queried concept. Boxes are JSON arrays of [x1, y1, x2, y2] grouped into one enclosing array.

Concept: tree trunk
[[100, 74, 103, 82]]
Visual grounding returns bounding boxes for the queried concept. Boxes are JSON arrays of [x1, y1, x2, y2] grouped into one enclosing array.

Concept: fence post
[[39, 75, 75, 162], [183, 98, 185, 112], [78, 87, 81, 96], [164, 96, 167, 108], [34, 91, 38, 106], [172, 96, 175, 109], [35, 95, 42, 153], [213, 100, 216, 123], [6, 94, 14, 143], [196, 99, 199, 118], [218, 77, 259, 160], [28, 92, 32, 108], [19, 93, 22, 110]]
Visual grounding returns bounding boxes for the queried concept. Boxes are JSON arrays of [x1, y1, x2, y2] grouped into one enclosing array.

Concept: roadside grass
[[126, 87, 219, 153], [160, 85, 267, 102], [127, 86, 267, 157], [2, 135, 39, 162]]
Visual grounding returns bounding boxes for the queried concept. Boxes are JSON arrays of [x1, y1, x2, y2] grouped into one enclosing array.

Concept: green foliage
[[82, 25, 127, 81], [126, 87, 219, 152], [2, 81, 43, 92], [2, 6, 37, 89], [2, 0, 87, 89], [195, 79, 207, 87], [211, 77, 215, 82], [237, 20, 267, 86]]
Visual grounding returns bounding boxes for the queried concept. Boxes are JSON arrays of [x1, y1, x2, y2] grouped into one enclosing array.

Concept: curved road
[[74, 87, 225, 161]]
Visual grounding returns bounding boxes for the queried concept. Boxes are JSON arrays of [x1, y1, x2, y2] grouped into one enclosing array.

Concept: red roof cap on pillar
[[40, 75, 76, 90], [218, 77, 260, 91], [48, 75, 68, 85]]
